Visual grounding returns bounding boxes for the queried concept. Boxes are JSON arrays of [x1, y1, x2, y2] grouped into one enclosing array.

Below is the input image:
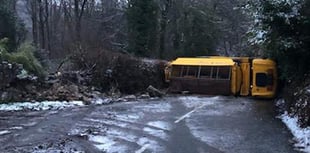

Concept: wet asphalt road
[[0, 96, 300, 153]]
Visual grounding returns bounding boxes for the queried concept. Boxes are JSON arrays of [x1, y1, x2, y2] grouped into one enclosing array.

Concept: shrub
[[0, 38, 45, 77], [12, 42, 45, 76], [0, 38, 9, 52]]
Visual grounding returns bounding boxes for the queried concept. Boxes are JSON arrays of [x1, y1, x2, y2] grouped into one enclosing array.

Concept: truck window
[[211, 67, 218, 79], [171, 66, 182, 77], [183, 66, 198, 78], [218, 67, 231, 80], [199, 66, 212, 78], [256, 72, 274, 87], [256, 73, 268, 87]]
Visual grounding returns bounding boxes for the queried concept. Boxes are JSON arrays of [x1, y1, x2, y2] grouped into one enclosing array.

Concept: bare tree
[[74, 0, 87, 43], [44, 0, 51, 51], [28, 0, 38, 47], [159, 0, 172, 58]]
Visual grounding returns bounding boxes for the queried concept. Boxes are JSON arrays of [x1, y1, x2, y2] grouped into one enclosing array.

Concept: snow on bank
[[0, 95, 153, 112], [0, 101, 84, 111], [279, 112, 310, 152]]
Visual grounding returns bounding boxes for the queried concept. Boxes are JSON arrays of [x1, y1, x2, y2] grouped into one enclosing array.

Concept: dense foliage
[[126, 0, 249, 58], [0, 0, 27, 50], [252, 0, 310, 79], [0, 0, 18, 51], [178, 6, 217, 57], [3, 0, 309, 80], [0, 0, 250, 61], [126, 0, 159, 57], [0, 0, 42, 77]]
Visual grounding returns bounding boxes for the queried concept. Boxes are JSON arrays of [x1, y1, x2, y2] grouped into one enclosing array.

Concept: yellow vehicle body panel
[[239, 63, 251, 96], [231, 64, 241, 95], [170, 58, 234, 66], [164, 63, 172, 82]]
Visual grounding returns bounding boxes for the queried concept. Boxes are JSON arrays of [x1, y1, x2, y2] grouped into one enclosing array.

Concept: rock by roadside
[[0, 61, 103, 103], [0, 74, 161, 104], [0, 73, 101, 103]]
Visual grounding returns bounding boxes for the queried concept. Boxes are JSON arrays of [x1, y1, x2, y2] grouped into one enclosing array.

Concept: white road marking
[[135, 144, 150, 153], [175, 103, 207, 123]]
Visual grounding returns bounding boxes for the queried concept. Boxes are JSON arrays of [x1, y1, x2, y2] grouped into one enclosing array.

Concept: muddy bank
[[280, 78, 310, 128], [277, 78, 310, 152]]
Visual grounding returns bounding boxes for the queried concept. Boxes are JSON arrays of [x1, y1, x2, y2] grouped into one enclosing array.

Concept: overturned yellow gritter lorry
[[164, 57, 277, 98]]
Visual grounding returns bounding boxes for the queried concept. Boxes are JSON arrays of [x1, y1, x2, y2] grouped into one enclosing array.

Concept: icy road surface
[[0, 96, 300, 153]]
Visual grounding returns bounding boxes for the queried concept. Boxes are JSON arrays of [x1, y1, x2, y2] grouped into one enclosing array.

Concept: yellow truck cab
[[251, 59, 277, 98]]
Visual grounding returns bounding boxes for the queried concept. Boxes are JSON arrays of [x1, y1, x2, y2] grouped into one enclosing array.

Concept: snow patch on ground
[[105, 129, 164, 152], [143, 127, 168, 139], [85, 117, 142, 131], [185, 110, 243, 153], [107, 129, 137, 142], [136, 137, 164, 152], [0, 101, 84, 111], [21, 121, 37, 127], [181, 96, 249, 152], [279, 112, 310, 152], [199, 109, 224, 116], [0, 130, 11, 135], [9, 126, 23, 130], [89, 135, 129, 152], [88, 128, 164, 152], [115, 113, 142, 121], [180, 96, 249, 117], [133, 102, 172, 113], [147, 121, 171, 131], [179, 96, 219, 108]]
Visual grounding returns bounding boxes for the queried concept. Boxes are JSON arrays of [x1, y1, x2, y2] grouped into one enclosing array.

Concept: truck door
[[251, 59, 277, 98]]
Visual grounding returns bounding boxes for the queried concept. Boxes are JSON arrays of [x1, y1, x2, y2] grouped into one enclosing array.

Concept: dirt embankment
[[0, 54, 168, 103], [281, 78, 310, 128]]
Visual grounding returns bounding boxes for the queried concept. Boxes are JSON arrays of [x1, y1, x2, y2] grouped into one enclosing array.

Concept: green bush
[[0, 38, 12, 60], [0, 38, 45, 77], [0, 38, 9, 53]]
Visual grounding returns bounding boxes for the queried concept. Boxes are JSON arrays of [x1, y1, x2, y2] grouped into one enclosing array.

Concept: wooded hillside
[[0, 0, 309, 128]]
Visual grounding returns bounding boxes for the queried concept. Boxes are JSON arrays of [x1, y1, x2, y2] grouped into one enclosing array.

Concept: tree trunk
[[30, 0, 38, 47], [45, 0, 51, 52], [159, 0, 171, 59], [38, 0, 45, 49], [74, 0, 87, 44]]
